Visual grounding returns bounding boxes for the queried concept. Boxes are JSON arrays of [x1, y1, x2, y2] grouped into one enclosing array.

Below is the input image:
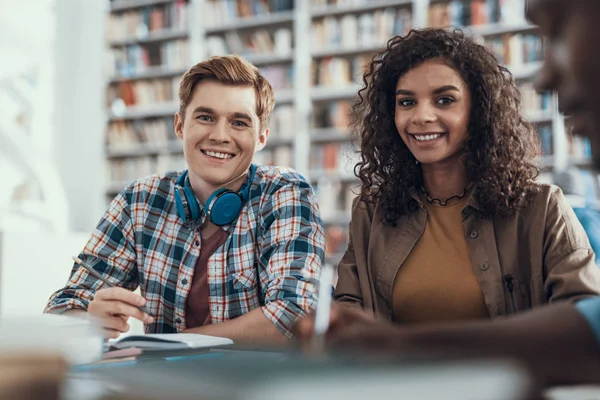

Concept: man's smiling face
[[174, 81, 268, 199]]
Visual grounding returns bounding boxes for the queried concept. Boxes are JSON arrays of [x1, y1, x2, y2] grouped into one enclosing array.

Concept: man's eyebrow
[[395, 85, 460, 96], [191, 106, 214, 114], [231, 112, 253, 122]]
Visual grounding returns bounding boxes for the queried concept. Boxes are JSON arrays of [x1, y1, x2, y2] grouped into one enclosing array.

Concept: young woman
[[335, 28, 600, 324]]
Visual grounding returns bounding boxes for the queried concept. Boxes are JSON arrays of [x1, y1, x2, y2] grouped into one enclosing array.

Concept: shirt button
[[479, 263, 489, 271], [470, 231, 479, 239], [175, 317, 182, 324], [195, 240, 200, 246], [181, 278, 188, 285]]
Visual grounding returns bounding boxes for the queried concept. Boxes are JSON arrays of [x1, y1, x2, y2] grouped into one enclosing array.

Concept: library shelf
[[312, 44, 385, 59], [109, 66, 188, 83], [527, 110, 553, 125], [322, 212, 352, 226], [106, 140, 182, 158], [311, 84, 361, 102], [109, 28, 188, 47], [264, 137, 294, 148], [311, 128, 353, 144], [109, 102, 178, 121], [204, 11, 294, 34], [244, 53, 293, 66], [310, 169, 358, 183], [110, 0, 177, 12], [510, 61, 543, 81], [311, 0, 412, 18], [468, 21, 537, 37], [107, 180, 134, 195]]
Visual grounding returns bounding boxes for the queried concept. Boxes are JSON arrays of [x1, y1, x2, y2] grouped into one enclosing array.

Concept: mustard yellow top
[[392, 193, 490, 323]]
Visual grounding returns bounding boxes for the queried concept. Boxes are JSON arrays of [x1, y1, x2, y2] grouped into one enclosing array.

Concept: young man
[[46, 55, 325, 344], [294, 0, 600, 386]]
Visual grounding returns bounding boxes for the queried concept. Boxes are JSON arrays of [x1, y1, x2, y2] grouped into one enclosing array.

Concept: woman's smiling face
[[395, 58, 471, 167]]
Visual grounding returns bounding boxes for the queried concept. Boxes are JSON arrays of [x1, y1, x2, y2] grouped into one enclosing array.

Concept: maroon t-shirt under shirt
[[185, 228, 230, 329]]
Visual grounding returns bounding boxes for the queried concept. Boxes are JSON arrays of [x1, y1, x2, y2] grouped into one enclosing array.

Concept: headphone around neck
[[175, 164, 256, 226]]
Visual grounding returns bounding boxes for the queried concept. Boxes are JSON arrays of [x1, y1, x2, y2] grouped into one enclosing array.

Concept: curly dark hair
[[353, 28, 540, 226]]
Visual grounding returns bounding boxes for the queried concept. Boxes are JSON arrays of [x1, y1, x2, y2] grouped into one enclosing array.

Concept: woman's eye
[[398, 99, 415, 107], [437, 97, 455, 105]]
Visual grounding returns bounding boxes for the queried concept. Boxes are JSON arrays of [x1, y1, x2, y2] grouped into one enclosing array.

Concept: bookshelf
[[104, 0, 588, 266]]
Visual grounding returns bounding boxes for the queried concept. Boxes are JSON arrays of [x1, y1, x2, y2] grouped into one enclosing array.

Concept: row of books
[[314, 178, 356, 259], [428, 0, 527, 28], [108, 40, 189, 77], [484, 33, 543, 67], [570, 135, 593, 160], [107, 77, 179, 108], [260, 65, 294, 90], [314, 178, 356, 218], [109, 154, 186, 183], [106, 105, 296, 150], [254, 146, 293, 166], [107, 1, 187, 42], [311, 34, 542, 88], [520, 83, 551, 112], [313, 100, 353, 129], [313, 54, 371, 87], [312, 8, 412, 50], [107, 118, 175, 150], [310, 142, 360, 172], [203, 0, 294, 27], [324, 225, 349, 259], [206, 28, 293, 59], [311, 0, 390, 6], [539, 125, 552, 156]]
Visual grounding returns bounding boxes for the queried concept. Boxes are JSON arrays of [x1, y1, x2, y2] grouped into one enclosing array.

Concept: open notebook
[[109, 333, 233, 351]]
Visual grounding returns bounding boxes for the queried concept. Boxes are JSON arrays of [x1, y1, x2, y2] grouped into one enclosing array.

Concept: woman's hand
[[292, 303, 404, 354]]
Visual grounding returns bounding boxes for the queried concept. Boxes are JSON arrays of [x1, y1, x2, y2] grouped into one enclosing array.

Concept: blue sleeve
[[573, 207, 600, 264], [575, 297, 600, 346]]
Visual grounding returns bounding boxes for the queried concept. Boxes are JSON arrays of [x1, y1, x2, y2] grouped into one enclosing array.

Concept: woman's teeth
[[413, 133, 443, 141], [203, 150, 233, 159]]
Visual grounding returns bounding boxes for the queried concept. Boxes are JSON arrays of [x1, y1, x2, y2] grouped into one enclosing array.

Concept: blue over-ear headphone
[[175, 164, 256, 226]]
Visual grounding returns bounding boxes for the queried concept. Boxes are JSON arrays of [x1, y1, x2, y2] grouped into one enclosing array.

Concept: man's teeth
[[204, 150, 233, 159], [413, 133, 443, 141]]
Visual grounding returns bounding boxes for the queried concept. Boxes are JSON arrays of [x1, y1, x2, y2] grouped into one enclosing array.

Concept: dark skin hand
[[292, 302, 600, 388]]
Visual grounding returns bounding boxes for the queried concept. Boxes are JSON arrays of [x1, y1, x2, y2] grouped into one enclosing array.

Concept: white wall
[[0, 231, 89, 315], [53, 0, 108, 232]]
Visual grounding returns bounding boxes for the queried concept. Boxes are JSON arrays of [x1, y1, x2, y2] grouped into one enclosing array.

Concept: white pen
[[312, 263, 335, 352]]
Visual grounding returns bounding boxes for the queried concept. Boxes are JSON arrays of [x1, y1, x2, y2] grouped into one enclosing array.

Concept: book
[[109, 333, 233, 351]]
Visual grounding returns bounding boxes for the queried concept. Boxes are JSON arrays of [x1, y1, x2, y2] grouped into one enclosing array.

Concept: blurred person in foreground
[[554, 165, 600, 264], [294, 0, 600, 388]]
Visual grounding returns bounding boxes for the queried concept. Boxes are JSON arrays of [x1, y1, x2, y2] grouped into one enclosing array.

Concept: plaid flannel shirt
[[45, 165, 325, 337]]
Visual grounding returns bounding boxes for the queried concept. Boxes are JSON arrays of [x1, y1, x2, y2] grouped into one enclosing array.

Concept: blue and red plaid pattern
[[45, 165, 325, 337]]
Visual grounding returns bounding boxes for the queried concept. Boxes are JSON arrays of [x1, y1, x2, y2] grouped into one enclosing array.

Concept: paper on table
[[109, 333, 233, 351]]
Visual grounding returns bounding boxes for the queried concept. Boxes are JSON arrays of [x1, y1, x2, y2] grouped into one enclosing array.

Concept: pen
[[312, 263, 335, 353], [72, 256, 150, 315]]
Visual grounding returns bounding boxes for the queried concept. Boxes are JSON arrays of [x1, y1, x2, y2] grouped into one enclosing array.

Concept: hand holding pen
[[292, 264, 383, 353], [73, 256, 154, 340]]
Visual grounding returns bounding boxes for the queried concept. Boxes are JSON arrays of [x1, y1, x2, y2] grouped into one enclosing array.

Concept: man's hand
[[292, 303, 403, 354], [87, 288, 154, 339]]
